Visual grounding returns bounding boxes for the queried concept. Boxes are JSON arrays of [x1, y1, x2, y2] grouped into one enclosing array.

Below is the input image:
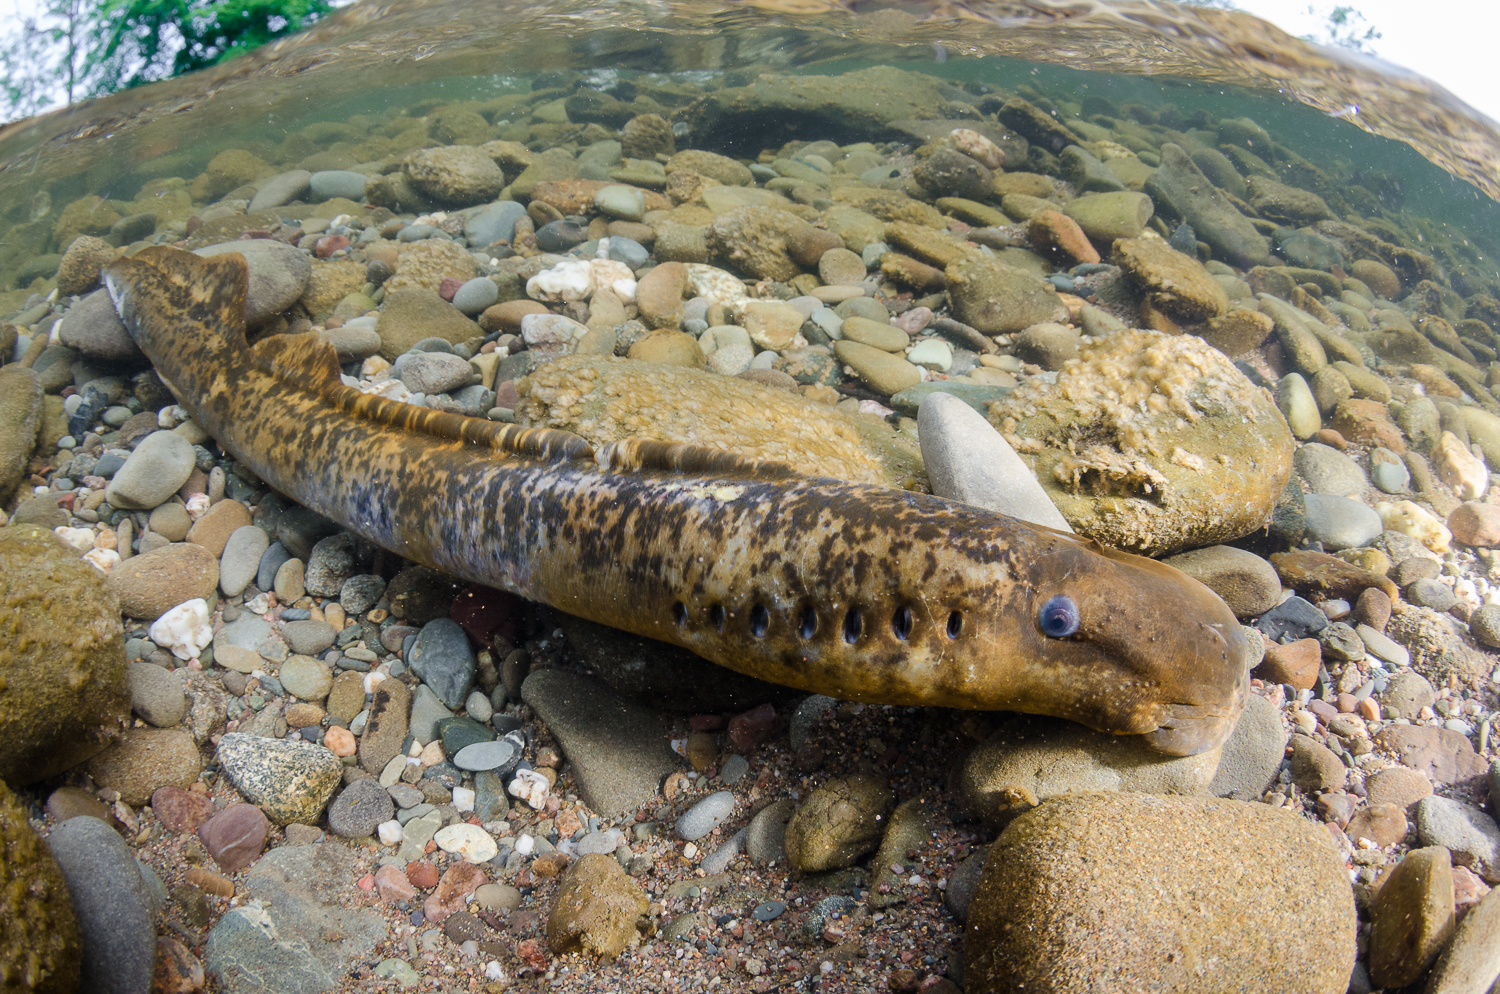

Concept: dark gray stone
[[256, 541, 292, 592], [326, 778, 395, 839], [339, 574, 386, 615], [407, 618, 476, 710], [47, 816, 156, 994], [1254, 595, 1329, 642]]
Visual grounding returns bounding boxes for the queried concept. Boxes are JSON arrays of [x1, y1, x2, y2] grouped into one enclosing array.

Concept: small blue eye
[[1039, 595, 1080, 638]]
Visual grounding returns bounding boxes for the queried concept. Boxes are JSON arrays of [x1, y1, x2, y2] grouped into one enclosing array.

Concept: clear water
[[1, 0, 1497, 306]]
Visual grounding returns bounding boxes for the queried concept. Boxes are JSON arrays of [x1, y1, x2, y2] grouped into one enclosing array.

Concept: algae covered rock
[[516, 354, 924, 488], [0, 778, 82, 993], [990, 329, 1294, 555], [945, 253, 1065, 333], [545, 853, 649, 958], [783, 773, 895, 872], [0, 365, 43, 508], [1144, 144, 1271, 268], [0, 525, 129, 785], [1112, 235, 1228, 324]]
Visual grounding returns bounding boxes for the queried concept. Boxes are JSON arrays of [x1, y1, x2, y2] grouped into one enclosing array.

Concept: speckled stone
[[965, 793, 1355, 993], [216, 732, 343, 825], [326, 778, 395, 839]]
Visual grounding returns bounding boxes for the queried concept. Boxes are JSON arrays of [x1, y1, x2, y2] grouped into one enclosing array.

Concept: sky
[[0, 0, 1496, 125], [1232, 0, 1500, 123]]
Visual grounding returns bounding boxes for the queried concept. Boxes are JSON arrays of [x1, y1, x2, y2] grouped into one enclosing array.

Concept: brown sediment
[[104, 246, 1249, 756]]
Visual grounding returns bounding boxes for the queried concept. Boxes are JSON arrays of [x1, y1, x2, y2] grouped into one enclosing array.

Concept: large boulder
[[989, 328, 1294, 555], [0, 525, 129, 785]]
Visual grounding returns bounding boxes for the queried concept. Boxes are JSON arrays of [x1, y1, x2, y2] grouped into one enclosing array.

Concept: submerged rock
[[964, 793, 1355, 993], [990, 329, 1294, 555], [0, 525, 129, 786]]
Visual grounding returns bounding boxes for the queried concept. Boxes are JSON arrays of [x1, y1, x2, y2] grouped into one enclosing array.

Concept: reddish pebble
[[890, 306, 934, 335], [1306, 699, 1338, 723], [728, 702, 779, 753], [1252, 638, 1321, 690], [516, 939, 548, 972], [406, 860, 440, 889], [1448, 502, 1500, 548], [152, 785, 217, 835], [450, 584, 523, 648], [439, 277, 464, 302], [1354, 586, 1393, 633], [1357, 697, 1382, 721], [324, 725, 357, 757], [424, 862, 488, 924], [357, 873, 376, 892], [153, 935, 205, 994], [197, 802, 271, 873], [555, 807, 582, 837], [314, 234, 350, 259], [689, 714, 724, 732], [1336, 693, 1359, 714], [55, 491, 76, 509], [375, 864, 416, 901], [1310, 428, 1348, 449], [1026, 209, 1101, 266], [1454, 865, 1492, 918]]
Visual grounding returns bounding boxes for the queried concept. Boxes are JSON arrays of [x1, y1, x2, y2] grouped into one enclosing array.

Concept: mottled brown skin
[[105, 247, 1248, 755]]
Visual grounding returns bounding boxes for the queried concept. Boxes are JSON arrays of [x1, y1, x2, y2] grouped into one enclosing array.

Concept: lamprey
[[105, 247, 1248, 756]]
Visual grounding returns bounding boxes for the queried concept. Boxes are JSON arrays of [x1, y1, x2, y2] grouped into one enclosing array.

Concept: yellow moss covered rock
[[0, 525, 130, 785], [0, 778, 82, 993], [990, 328, 1293, 555], [517, 354, 924, 488]]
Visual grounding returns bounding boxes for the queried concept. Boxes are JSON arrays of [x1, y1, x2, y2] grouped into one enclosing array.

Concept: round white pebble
[[434, 823, 498, 864]]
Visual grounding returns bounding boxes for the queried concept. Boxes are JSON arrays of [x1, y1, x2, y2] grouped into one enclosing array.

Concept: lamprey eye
[[1039, 595, 1081, 638]]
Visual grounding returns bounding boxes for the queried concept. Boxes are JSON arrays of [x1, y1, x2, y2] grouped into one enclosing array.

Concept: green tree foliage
[[0, 0, 333, 122]]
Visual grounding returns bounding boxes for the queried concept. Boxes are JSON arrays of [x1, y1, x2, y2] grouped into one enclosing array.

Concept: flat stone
[[433, 823, 498, 863], [1417, 797, 1500, 882], [105, 430, 196, 510], [203, 843, 384, 994], [1302, 493, 1383, 551], [453, 737, 519, 773], [278, 654, 334, 701], [521, 670, 682, 818]]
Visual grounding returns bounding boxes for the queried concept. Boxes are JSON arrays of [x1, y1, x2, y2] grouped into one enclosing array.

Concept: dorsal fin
[[595, 439, 799, 481], [250, 332, 343, 388], [334, 388, 595, 463]]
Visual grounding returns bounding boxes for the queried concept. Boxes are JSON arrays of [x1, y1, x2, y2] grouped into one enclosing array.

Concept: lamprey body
[[105, 247, 1248, 756]]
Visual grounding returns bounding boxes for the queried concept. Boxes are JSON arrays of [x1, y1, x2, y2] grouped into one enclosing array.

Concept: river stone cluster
[[6, 56, 1500, 994]]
